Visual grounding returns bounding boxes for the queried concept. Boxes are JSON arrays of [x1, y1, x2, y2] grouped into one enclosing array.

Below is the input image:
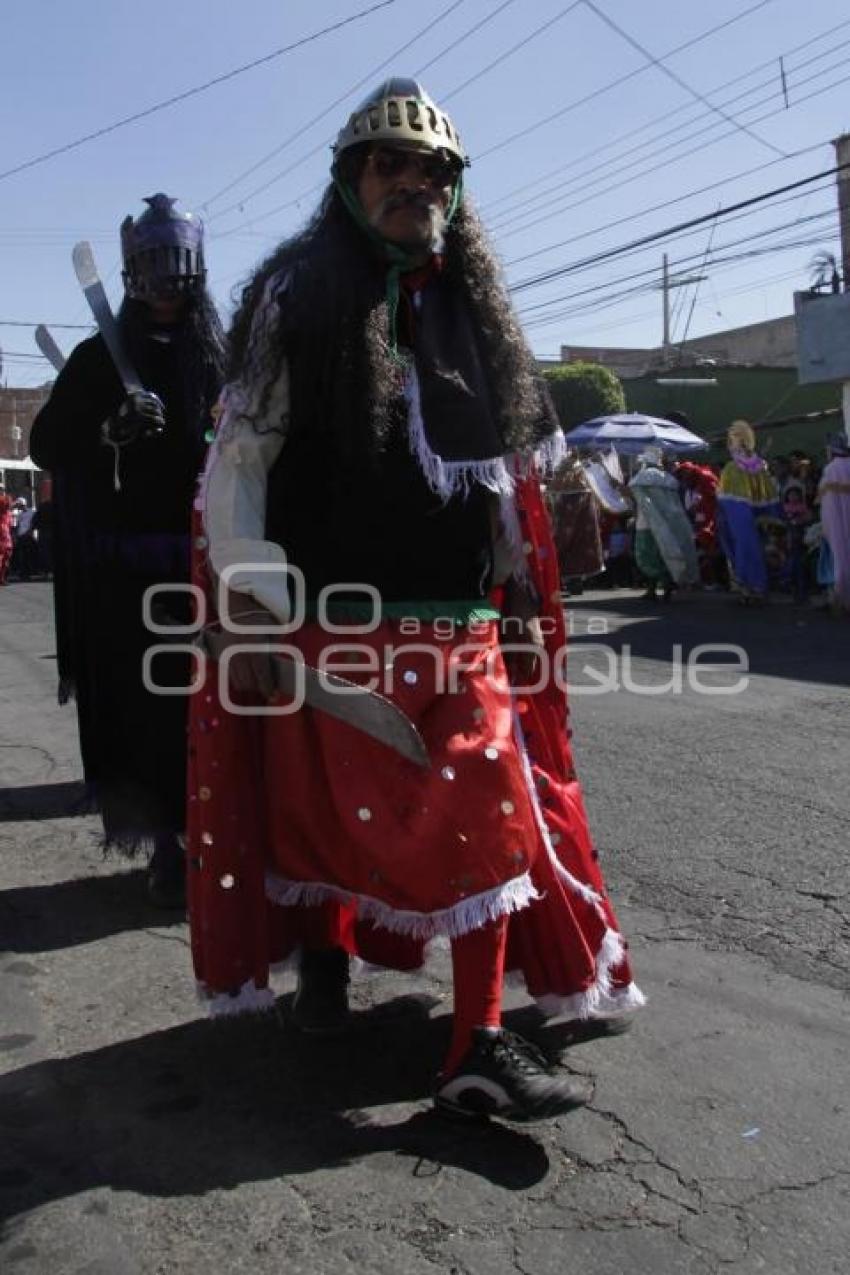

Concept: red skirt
[[187, 477, 644, 1021]]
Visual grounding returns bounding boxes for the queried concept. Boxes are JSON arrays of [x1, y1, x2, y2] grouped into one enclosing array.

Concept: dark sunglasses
[[369, 147, 456, 187]]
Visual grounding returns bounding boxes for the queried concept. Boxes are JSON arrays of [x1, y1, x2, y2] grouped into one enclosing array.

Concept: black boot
[[435, 1028, 591, 1122], [291, 947, 351, 1034], [147, 835, 186, 910]]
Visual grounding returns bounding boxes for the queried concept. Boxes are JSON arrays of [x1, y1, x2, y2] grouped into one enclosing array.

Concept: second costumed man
[[188, 80, 644, 1121], [30, 195, 225, 903]]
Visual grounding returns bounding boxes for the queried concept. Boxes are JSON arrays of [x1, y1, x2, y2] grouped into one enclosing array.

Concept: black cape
[[30, 328, 220, 849]]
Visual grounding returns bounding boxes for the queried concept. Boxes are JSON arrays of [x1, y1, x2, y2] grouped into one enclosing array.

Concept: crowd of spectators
[[589, 446, 834, 605]]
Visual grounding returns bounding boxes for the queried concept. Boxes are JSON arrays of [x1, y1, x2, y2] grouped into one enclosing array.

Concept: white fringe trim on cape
[[535, 976, 647, 1022], [403, 365, 566, 502], [404, 365, 515, 500], [534, 428, 568, 476], [512, 711, 647, 1021], [264, 869, 540, 942], [502, 933, 646, 1021], [513, 711, 603, 909]]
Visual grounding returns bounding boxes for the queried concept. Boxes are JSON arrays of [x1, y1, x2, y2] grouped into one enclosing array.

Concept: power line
[[488, 33, 850, 231], [520, 232, 841, 330], [517, 208, 836, 317], [207, 0, 520, 224], [415, 0, 520, 76], [510, 184, 837, 295], [208, 184, 326, 241], [521, 233, 841, 331], [582, 0, 785, 158], [201, 0, 472, 211], [491, 51, 850, 238], [532, 261, 812, 341], [485, 15, 850, 219], [475, 0, 774, 162], [441, 1, 582, 103], [676, 209, 722, 351], [501, 144, 825, 273], [495, 66, 850, 244], [208, 0, 771, 236], [0, 1, 399, 185], [510, 163, 847, 295]]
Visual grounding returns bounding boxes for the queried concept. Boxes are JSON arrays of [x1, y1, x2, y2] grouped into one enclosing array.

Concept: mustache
[[377, 190, 440, 216]]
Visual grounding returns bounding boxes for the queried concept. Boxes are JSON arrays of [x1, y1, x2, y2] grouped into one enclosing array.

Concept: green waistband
[[304, 599, 501, 623]]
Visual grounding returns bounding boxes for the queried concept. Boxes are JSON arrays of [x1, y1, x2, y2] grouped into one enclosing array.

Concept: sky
[[1, 0, 848, 387]]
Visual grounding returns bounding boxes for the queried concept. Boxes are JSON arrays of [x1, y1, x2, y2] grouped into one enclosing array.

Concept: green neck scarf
[[332, 173, 463, 361]]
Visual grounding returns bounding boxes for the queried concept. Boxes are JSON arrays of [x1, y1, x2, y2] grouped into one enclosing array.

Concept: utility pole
[[658, 253, 706, 365], [833, 133, 850, 432], [11, 398, 22, 458]]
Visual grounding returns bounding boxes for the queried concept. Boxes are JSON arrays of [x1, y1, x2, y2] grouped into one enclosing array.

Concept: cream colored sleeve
[[201, 362, 292, 624]]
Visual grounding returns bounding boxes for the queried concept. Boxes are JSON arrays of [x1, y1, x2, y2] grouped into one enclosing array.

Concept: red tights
[[292, 903, 508, 1077], [444, 915, 508, 1076]]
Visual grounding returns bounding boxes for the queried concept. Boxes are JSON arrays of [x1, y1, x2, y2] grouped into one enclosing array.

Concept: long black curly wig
[[227, 150, 548, 465]]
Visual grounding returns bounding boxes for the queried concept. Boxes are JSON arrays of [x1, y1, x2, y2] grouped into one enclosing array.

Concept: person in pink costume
[[818, 433, 850, 612]]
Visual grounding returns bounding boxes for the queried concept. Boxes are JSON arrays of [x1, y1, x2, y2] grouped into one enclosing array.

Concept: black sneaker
[[147, 837, 186, 910], [291, 947, 351, 1034], [434, 1028, 591, 1122]]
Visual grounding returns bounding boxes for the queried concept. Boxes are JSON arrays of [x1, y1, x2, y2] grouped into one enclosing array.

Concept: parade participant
[[716, 420, 781, 603], [628, 448, 699, 600], [0, 486, 13, 585], [189, 79, 643, 1123], [676, 459, 719, 585], [29, 194, 225, 904], [818, 432, 850, 612], [547, 456, 604, 590]]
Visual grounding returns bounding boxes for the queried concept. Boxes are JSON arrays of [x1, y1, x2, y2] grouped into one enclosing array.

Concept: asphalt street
[[1, 581, 848, 1275]]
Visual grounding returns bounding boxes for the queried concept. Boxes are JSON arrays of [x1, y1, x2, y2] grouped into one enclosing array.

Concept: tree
[[542, 362, 625, 431]]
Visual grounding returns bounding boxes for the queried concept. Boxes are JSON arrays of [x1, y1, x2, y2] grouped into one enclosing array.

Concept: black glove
[[103, 390, 165, 446]]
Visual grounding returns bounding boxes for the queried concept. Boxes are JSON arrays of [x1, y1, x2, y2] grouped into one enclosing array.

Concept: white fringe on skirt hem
[[264, 869, 540, 941], [535, 979, 647, 1022], [196, 978, 276, 1018]]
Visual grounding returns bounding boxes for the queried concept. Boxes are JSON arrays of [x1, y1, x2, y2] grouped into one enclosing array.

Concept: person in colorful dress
[[188, 79, 643, 1122], [716, 420, 781, 602], [628, 448, 699, 601], [818, 432, 850, 613]]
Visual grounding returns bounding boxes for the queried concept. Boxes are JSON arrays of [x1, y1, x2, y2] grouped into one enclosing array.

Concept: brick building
[[0, 384, 52, 460]]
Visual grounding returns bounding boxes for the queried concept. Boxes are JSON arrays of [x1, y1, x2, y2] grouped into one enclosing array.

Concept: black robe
[[30, 329, 219, 849]]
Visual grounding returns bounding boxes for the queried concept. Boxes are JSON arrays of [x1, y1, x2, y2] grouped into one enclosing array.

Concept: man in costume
[[675, 459, 719, 586], [716, 420, 781, 602], [628, 448, 699, 600], [817, 432, 850, 612], [30, 194, 225, 904], [190, 80, 643, 1122]]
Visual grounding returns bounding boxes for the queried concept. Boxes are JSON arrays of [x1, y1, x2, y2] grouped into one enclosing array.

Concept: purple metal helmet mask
[[121, 193, 205, 300]]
